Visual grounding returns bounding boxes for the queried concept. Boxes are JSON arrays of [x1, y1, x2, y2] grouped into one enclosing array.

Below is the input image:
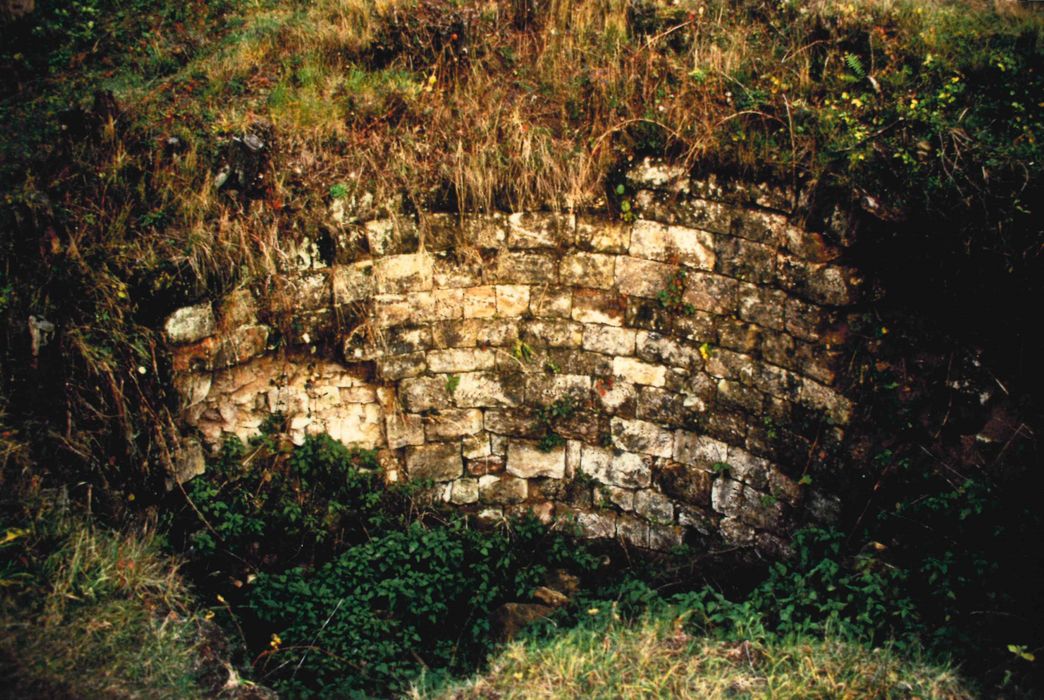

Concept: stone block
[[507, 441, 566, 479], [432, 319, 519, 349], [483, 408, 544, 438], [386, 412, 424, 449], [682, 271, 738, 316], [717, 379, 764, 414], [797, 378, 853, 425], [425, 408, 484, 440], [713, 235, 776, 285], [479, 474, 528, 503], [324, 403, 383, 448], [592, 378, 637, 416], [525, 374, 591, 406], [554, 411, 608, 444], [520, 319, 583, 348], [377, 352, 426, 381], [384, 326, 432, 355], [494, 251, 557, 284], [581, 445, 652, 488], [737, 283, 785, 330], [634, 489, 674, 524], [496, 285, 531, 317], [453, 372, 525, 408], [507, 212, 573, 249], [544, 349, 613, 376], [616, 515, 650, 548], [657, 460, 711, 507], [529, 286, 573, 318], [450, 478, 480, 505], [718, 318, 763, 355], [629, 220, 715, 271], [406, 442, 463, 482], [624, 297, 673, 332], [427, 348, 497, 373], [463, 285, 497, 318], [433, 255, 484, 287], [433, 288, 465, 320], [611, 417, 674, 458], [571, 289, 625, 326], [635, 387, 687, 427], [399, 375, 452, 412], [712, 478, 780, 530], [577, 219, 630, 253], [332, 261, 375, 306], [374, 253, 433, 294], [165, 302, 216, 344], [463, 434, 492, 459], [614, 256, 677, 299], [560, 252, 616, 289], [673, 430, 728, 466], [583, 325, 636, 356], [784, 297, 824, 342], [613, 356, 666, 387], [635, 331, 700, 369], [374, 292, 434, 327]]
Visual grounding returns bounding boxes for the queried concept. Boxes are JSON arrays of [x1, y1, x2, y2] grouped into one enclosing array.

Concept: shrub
[[248, 516, 595, 698]]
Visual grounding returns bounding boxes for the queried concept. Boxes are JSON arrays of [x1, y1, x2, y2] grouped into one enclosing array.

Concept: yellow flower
[[270, 633, 282, 650], [587, 607, 600, 615]]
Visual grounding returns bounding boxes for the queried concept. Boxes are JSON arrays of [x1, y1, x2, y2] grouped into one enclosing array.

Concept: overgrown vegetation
[[0, 514, 210, 698], [1, 0, 1042, 697], [165, 430, 601, 698], [428, 614, 971, 699]]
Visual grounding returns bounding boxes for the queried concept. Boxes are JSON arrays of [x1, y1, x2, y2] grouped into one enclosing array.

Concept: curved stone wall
[[166, 162, 862, 553]]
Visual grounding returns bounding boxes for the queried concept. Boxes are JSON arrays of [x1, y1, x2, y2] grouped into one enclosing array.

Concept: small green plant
[[513, 339, 534, 363], [710, 461, 731, 477], [657, 268, 695, 316], [614, 183, 635, 223], [446, 374, 461, 394], [535, 396, 578, 453], [329, 182, 349, 199]]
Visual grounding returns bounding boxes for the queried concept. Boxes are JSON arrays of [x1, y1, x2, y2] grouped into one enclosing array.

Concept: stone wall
[[166, 161, 862, 554]]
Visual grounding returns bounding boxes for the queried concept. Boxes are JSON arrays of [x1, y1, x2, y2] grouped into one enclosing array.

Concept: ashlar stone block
[[507, 441, 566, 479]]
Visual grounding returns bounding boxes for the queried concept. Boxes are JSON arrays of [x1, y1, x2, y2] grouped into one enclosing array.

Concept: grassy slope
[[0, 516, 210, 698], [424, 611, 971, 699]]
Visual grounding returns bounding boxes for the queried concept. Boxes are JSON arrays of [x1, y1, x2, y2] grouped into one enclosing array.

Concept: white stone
[[611, 418, 673, 458], [583, 325, 636, 356], [165, 303, 216, 344], [580, 445, 651, 488], [613, 357, 666, 387], [507, 441, 566, 479], [374, 253, 433, 294], [496, 285, 530, 317]]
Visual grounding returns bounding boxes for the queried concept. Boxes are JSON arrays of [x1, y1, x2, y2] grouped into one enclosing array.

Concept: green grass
[[0, 515, 212, 698], [423, 610, 972, 699]]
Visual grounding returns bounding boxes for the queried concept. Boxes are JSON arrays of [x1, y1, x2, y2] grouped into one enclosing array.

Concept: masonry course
[[165, 161, 858, 555]]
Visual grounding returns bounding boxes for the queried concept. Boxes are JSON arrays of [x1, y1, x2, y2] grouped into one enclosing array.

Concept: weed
[[535, 396, 578, 453], [446, 374, 461, 394], [656, 268, 695, 316]]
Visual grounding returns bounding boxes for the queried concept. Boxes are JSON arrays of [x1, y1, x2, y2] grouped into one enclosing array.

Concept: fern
[[844, 52, 866, 79]]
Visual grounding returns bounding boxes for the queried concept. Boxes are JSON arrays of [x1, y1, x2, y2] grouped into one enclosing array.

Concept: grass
[[422, 610, 973, 699], [0, 514, 212, 699]]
